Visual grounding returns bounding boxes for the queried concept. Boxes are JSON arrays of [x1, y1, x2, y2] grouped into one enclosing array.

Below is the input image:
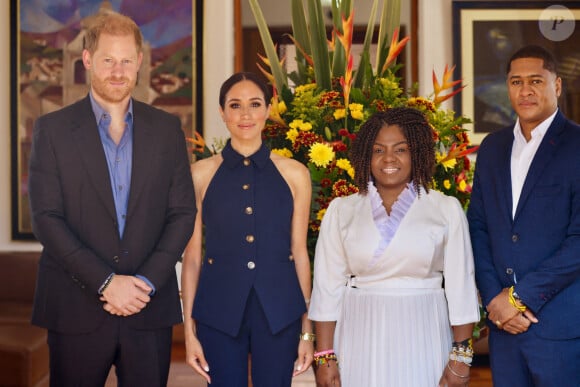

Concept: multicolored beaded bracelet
[[314, 352, 338, 367]]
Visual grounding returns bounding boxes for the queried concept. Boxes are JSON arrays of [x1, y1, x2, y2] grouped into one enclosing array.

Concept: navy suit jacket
[[29, 95, 196, 334], [467, 110, 580, 339]]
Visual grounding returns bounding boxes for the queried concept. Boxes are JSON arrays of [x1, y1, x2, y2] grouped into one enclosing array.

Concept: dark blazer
[[467, 110, 580, 339], [28, 95, 196, 334]]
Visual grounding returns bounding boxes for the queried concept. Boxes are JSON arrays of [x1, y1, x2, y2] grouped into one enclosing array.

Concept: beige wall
[[0, 0, 453, 250]]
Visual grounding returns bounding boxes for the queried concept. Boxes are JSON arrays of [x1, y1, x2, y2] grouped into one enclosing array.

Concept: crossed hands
[[486, 287, 538, 334], [99, 274, 152, 316]]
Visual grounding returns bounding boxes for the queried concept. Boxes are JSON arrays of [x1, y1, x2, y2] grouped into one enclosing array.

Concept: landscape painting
[[11, 0, 196, 239]]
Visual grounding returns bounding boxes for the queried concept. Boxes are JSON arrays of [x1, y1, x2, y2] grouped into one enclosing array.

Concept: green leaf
[[248, 0, 288, 91], [291, 0, 311, 76], [353, 0, 379, 88], [307, 0, 332, 90]]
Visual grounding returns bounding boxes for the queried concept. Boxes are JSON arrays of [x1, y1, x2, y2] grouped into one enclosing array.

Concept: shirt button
[[113, 256, 120, 263], [207, 258, 214, 264], [506, 268, 513, 275], [247, 261, 256, 270], [242, 184, 250, 190], [243, 159, 251, 166], [289, 254, 294, 261], [246, 235, 255, 243], [245, 207, 253, 215], [511, 234, 519, 242]]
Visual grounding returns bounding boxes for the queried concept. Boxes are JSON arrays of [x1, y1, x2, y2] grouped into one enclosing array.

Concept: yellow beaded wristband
[[508, 286, 527, 312]]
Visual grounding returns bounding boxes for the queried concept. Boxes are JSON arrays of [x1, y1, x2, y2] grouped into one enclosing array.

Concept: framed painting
[[453, 1, 580, 144], [10, 0, 202, 239]]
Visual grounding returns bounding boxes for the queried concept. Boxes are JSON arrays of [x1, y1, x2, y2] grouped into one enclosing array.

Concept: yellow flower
[[350, 109, 364, 120], [309, 143, 335, 168], [316, 208, 327, 221], [458, 180, 467, 192], [289, 119, 313, 131], [443, 179, 451, 189], [334, 108, 346, 120], [379, 77, 399, 90], [277, 100, 287, 115], [348, 103, 364, 112], [294, 83, 317, 95], [436, 151, 457, 170], [336, 158, 352, 171], [272, 148, 293, 158], [347, 167, 355, 179], [286, 128, 299, 143]]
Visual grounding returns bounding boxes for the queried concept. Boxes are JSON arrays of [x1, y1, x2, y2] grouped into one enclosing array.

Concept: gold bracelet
[[299, 332, 316, 342], [447, 363, 469, 379], [508, 286, 527, 312]]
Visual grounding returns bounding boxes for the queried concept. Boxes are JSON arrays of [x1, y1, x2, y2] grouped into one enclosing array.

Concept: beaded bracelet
[[314, 352, 338, 367], [508, 286, 527, 312], [449, 338, 474, 366], [314, 349, 334, 357], [98, 273, 115, 295]]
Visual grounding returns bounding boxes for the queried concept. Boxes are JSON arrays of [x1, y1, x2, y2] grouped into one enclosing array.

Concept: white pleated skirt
[[334, 287, 452, 387]]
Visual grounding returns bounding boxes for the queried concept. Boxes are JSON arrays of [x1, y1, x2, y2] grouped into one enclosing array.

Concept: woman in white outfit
[[309, 107, 480, 387]]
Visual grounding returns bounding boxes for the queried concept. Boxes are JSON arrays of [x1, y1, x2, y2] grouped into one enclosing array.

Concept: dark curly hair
[[350, 107, 435, 195]]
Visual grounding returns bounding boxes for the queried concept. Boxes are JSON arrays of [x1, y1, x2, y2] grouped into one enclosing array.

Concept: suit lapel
[[126, 101, 156, 220], [496, 130, 515, 224], [514, 111, 564, 221], [70, 96, 117, 220]]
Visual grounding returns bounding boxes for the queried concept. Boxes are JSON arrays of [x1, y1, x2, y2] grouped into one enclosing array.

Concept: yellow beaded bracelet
[[508, 286, 527, 312]]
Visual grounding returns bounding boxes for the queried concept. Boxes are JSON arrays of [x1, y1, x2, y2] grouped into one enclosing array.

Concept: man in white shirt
[[467, 45, 580, 387]]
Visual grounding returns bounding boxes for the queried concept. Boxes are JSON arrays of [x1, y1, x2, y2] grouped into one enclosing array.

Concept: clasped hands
[[99, 274, 152, 316], [486, 288, 538, 334]]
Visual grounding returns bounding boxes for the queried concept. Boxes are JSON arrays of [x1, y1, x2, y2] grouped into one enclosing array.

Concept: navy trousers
[[196, 288, 302, 387], [488, 328, 580, 387]]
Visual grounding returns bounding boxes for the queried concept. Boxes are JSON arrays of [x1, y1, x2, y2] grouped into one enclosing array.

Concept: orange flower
[[287, 35, 314, 67], [432, 64, 466, 105], [438, 143, 478, 165], [256, 52, 285, 87], [335, 11, 354, 58], [268, 88, 287, 126], [381, 27, 410, 73], [340, 54, 354, 107], [187, 131, 206, 154]]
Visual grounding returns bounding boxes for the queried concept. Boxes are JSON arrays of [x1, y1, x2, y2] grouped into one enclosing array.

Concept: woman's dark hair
[[218, 72, 272, 108], [506, 45, 558, 75], [350, 107, 435, 195]]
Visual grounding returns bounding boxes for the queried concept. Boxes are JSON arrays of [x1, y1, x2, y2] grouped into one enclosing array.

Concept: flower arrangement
[[192, 0, 478, 259], [245, 0, 478, 255], [191, 0, 484, 338]]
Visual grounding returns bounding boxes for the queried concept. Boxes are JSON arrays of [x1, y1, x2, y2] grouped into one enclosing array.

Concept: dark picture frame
[[10, 0, 203, 239], [452, 1, 580, 144]]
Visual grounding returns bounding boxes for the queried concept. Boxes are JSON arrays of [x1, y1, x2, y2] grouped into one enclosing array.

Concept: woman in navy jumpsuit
[[181, 72, 314, 386]]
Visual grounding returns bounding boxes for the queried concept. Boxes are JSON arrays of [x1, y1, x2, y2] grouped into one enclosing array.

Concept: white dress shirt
[[511, 109, 558, 218]]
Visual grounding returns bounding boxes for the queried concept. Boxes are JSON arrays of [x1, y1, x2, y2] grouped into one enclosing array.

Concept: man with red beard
[[28, 9, 196, 386]]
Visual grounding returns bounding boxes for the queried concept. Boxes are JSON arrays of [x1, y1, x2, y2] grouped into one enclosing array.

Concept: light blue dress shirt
[[90, 94, 155, 294]]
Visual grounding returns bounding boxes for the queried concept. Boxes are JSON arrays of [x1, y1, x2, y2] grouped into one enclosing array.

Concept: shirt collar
[[89, 92, 134, 128], [513, 108, 557, 143], [221, 139, 270, 169]]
